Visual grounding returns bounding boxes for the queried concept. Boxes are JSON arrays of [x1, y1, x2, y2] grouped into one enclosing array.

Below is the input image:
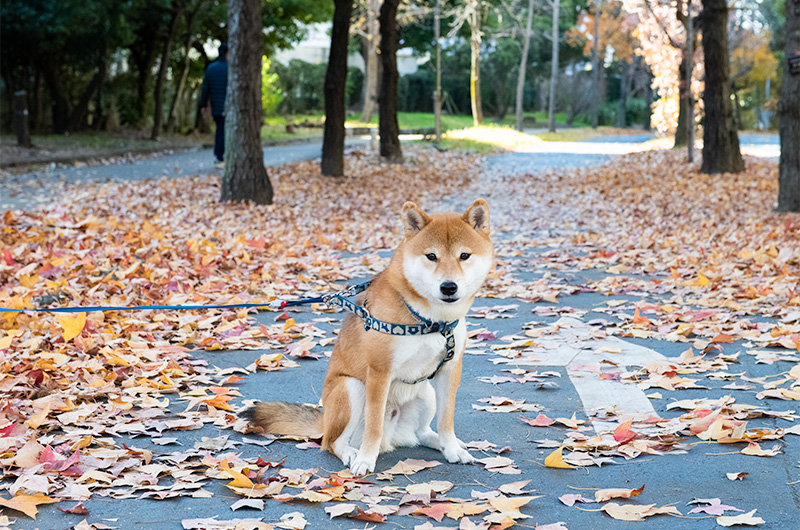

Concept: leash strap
[[1, 279, 459, 383]]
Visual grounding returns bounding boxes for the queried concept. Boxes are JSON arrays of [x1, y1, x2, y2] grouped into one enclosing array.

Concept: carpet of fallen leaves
[[1, 146, 799, 529]]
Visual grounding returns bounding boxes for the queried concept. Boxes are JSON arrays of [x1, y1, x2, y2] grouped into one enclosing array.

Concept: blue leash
[[1, 280, 458, 384], [0, 303, 272, 313]]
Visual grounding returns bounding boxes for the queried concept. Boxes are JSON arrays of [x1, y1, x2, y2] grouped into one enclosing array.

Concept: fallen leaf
[[0, 494, 59, 519], [56, 313, 86, 342], [717, 509, 765, 527], [595, 485, 645, 503], [544, 447, 575, 469]]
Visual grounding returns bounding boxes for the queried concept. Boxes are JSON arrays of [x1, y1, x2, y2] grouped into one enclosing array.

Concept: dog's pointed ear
[[463, 199, 490, 236], [402, 202, 430, 237]]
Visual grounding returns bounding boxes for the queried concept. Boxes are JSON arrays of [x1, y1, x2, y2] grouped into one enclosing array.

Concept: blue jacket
[[199, 59, 228, 116]]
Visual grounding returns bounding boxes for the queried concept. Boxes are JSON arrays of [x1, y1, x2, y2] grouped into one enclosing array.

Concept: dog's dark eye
[[460, 253, 471, 261], [425, 253, 437, 262]]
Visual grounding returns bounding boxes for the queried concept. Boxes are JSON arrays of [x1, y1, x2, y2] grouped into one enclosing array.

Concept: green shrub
[[262, 57, 283, 117]]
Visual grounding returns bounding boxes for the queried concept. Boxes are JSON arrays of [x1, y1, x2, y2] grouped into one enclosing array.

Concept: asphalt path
[[0, 139, 367, 212], [8, 132, 795, 530]]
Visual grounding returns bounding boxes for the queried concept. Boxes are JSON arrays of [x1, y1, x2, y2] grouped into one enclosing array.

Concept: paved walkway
[[12, 131, 796, 530], [0, 139, 367, 212]]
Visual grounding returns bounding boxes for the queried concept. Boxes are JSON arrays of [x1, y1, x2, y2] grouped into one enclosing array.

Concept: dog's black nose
[[440, 281, 458, 296]]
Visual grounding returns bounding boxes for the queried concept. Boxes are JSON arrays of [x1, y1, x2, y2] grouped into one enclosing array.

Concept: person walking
[[199, 43, 229, 164]]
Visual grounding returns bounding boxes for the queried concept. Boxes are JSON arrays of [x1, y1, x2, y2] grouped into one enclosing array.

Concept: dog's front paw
[[441, 439, 476, 465], [340, 447, 358, 467], [349, 452, 377, 476]]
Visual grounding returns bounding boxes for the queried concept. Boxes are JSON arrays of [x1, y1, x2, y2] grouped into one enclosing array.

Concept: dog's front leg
[[350, 367, 391, 475], [432, 357, 475, 464]]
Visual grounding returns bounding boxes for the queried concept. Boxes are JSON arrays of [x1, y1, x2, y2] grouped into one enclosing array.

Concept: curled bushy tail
[[243, 402, 324, 438]]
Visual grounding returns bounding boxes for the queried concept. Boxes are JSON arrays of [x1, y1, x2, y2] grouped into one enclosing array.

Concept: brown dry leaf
[[487, 495, 540, 519], [740, 442, 781, 457], [376, 458, 441, 479], [595, 484, 645, 502], [498, 480, 533, 495]]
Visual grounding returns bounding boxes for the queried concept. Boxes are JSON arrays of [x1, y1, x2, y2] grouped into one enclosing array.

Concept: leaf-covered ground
[[0, 147, 798, 529]]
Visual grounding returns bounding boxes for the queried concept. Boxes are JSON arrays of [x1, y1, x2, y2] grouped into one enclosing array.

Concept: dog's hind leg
[[411, 382, 440, 450]]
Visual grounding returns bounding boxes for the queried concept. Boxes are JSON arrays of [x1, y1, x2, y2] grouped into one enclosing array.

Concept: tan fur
[[246, 402, 323, 438], [248, 199, 494, 474]]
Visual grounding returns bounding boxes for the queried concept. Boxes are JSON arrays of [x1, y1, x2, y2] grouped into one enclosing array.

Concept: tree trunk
[[515, 0, 534, 132], [67, 60, 106, 132], [590, 0, 600, 129], [13, 91, 32, 147], [778, 0, 800, 212], [467, 0, 483, 126], [494, 76, 507, 121], [131, 29, 158, 127], [566, 60, 578, 125], [321, 0, 353, 176], [674, 54, 689, 147], [221, 0, 273, 204], [360, 0, 380, 123], [41, 63, 70, 134], [644, 70, 653, 131], [700, 0, 744, 174], [152, 6, 182, 140], [379, 0, 403, 162], [547, 0, 560, 133], [616, 61, 629, 128], [167, 5, 201, 134]]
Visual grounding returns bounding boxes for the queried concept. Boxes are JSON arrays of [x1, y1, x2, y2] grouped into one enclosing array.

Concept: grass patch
[[0, 132, 198, 151], [439, 125, 543, 154], [346, 112, 476, 131], [533, 126, 647, 142], [261, 114, 325, 142]]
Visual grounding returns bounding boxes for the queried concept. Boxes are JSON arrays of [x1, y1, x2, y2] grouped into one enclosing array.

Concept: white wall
[[273, 23, 423, 76]]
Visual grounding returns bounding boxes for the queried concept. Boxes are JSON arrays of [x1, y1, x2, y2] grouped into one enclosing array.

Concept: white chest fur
[[388, 319, 466, 404]]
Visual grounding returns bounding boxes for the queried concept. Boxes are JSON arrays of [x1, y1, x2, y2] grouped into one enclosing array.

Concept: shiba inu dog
[[246, 199, 494, 475]]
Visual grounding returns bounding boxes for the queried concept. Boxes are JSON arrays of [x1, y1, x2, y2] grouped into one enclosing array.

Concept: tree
[[151, 1, 183, 139], [591, 0, 600, 129], [359, 0, 380, 123], [221, 0, 273, 204], [515, 0, 535, 131], [379, 0, 403, 162], [638, 0, 704, 140], [699, 0, 743, 174], [321, 0, 353, 176], [547, 0, 560, 133], [778, 0, 800, 212], [467, 0, 485, 126]]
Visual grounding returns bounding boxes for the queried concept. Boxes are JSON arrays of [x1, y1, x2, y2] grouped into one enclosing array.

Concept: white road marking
[[493, 317, 667, 434]]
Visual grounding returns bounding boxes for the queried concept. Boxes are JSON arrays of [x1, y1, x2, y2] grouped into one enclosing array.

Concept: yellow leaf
[[698, 273, 710, 286], [219, 460, 254, 488], [0, 494, 58, 519], [544, 447, 575, 469], [284, 318, 296, 330], [56, 313, 86, 342], [25, 403, 51, 429]]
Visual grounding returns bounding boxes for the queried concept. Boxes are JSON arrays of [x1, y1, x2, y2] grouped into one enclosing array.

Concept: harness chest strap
[[323, 283, 459, 385]]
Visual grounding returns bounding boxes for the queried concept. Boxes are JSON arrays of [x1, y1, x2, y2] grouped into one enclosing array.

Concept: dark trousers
[[213, 115, 225, 161]]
